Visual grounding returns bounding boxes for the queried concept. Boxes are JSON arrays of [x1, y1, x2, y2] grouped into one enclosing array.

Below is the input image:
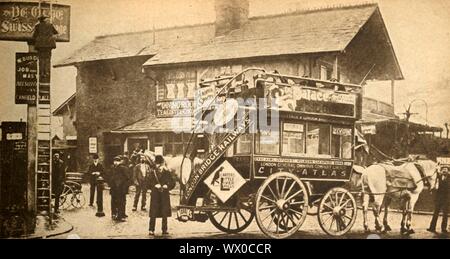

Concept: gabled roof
[[55, 4, 402, 80], [144, 4, 379, 67], [53, 93, 76, 116], [55, 23, 215, 67]]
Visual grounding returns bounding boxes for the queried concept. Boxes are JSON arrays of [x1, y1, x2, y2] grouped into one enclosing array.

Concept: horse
[[142, 151, 203, 186], [356, 159, 438, 235], [162, 155, 203, 185]]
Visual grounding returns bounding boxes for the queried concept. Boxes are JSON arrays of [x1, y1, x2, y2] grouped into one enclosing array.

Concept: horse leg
[[406, 194, 420, 235], [383, 196, 392, 232], [372, 195, 384, 232], [400, 198, 409, 235], [362, 193, 370, 233]]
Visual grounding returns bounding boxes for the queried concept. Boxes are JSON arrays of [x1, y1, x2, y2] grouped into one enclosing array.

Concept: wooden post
[[333, 55, 339, 81], [391, 79, 395, 108], [27, 44, 37, 232]]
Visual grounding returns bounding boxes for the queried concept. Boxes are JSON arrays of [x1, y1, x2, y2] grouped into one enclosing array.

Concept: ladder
[[35, 0, 54, 216]]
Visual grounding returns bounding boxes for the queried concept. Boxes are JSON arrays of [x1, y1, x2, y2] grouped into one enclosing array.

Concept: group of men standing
[[87, 151, 176, 236]]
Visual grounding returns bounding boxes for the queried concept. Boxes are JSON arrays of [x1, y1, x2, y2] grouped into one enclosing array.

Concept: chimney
[[215, 0, 249, 37]]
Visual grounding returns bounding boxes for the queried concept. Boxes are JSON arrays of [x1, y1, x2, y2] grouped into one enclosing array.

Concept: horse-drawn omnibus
[[176, 68, 363, 239]]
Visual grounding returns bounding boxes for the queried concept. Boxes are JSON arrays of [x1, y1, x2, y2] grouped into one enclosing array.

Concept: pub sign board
[[0, 2, 70, 42], [15, 52, 37, 104]]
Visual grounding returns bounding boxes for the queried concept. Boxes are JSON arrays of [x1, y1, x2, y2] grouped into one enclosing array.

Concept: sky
[[0, 0, 449, 132]]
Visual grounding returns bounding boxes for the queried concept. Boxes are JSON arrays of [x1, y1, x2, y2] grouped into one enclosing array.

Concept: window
[[164, 133, 184, 156], [320, 65, 332, 81], [256, 130, 280, 155], [236, 133, 251, 154], [158, 69, 197, 101], [282, 123, 305, 156], [306, 123, 330, 156], [331, 127, 353, 159]]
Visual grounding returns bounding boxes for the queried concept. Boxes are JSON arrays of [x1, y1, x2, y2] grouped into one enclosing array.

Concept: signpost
[[361, 124, 377, 135], [89, 137, 98, 154], [0, 2, 70, 42], [15, 52, 38, 104], [0, 1, 71, 236]]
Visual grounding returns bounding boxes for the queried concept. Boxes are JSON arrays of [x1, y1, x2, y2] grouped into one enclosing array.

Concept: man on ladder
[[32, 13, 58, 80]]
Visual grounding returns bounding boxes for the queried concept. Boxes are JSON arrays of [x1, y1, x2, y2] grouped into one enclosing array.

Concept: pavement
[[51, 184, 449, 239]]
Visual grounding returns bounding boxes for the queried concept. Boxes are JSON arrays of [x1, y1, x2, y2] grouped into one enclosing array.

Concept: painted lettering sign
[[0, 2, 70, 42], [254, 156, 353, 181], [266, 83, 357, 118], [156, 100, 194, 118], [183, 112, 252, 203], [15, 52, 37, 104]]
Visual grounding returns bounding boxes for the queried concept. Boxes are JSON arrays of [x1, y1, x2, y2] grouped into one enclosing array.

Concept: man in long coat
[[52, 152, 66, 214], [132, 154, 151, 211], [31, 15, 58, 79], [109, 156, 130, 222], [148, 155, 176, 236]]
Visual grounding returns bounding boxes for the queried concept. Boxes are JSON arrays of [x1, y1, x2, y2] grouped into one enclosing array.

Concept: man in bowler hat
[[148, 155, 176, 236], [109, 156, 130, 222], [52, 152, 66, 214], [87, 154, 104, 207]]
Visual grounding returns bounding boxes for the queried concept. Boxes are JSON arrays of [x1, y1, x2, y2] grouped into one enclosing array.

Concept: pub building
[[54, 2, 405, 171]]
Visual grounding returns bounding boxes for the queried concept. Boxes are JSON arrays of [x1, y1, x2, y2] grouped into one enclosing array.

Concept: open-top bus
[[176, 68, 363, 239]]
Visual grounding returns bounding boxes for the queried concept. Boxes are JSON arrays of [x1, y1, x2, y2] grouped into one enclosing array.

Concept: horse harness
[[413, 163, 431, 189], [377, 162, 431, 190]]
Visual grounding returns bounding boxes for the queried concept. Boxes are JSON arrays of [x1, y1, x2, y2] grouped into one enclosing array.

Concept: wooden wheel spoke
[[233, 212, 240, 229], [281, 177, 288, 197], [267, 213, 275, 230], [261, 195, 277, 204], [275, 178, 281, 197], [323, 203, 334, 211], [219, 212, 228, 225], [329, 194, 336, 207], [340, 198, 351, 208], [286, 189, 303, 202], [288, 208, 304, 217], [344, 214, 353, 221], [280, 213, 288, 231], [290, 201, 305, 205], [267, 184, 278, 200], [338, 192, 346, 206], [329, 216, 335, 231], [238, 211, 248, 222], [284, 181, 296, 199], [259, 204, 276, 211], [227, 212, 232, 230], [261, 208, 277, 222], [322, 214, 333, 226], [285, 211, 297, 227], [275, 214, 280, 234]]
